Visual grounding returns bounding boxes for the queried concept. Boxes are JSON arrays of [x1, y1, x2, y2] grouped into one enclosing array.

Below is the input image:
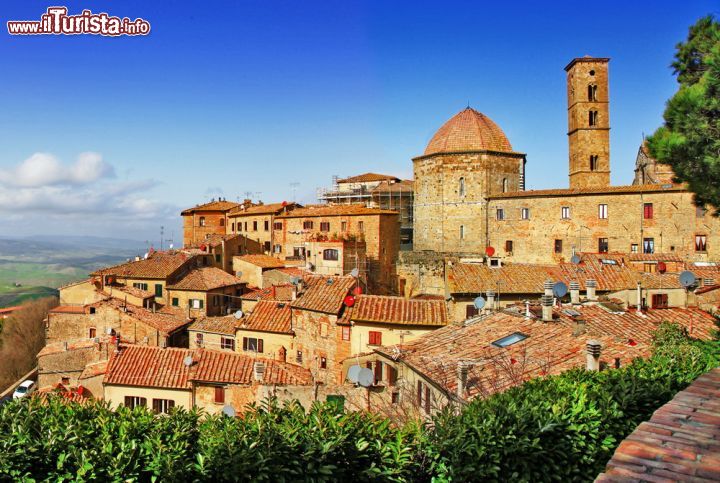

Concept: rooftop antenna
[[290, 182, 300, 202], [254, 191, 262, 202], [160, 226, 164, 251], [244, 191, 253, 201]]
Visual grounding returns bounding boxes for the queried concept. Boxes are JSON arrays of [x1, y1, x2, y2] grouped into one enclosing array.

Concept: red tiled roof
[[104, 345, 311, 389], [350, 295, 449, 327], [290, 275, 356, 314], [188, 315, 238, 336], [49, 305, 87, 314], [422, 108, 515, 156], [488, 183, 686, 199], [241, 284, 295, 302], [181, 199, 239, 215], [234, 254, 286, 269], [696, 284, 720, 295], [187, 233, 243, 249], [80, 361, 109, 379], [626, 253, 684, 263], [92, 252, 193, 280], [239, 300, 292, 334], [228, 202, 299, 217], [448, 262, 560, 294], [276, 204, 398, 218], [167, 267, 243, 291], [104, 284, 154, 299], [38, 338, 99, 357], [597, 368, 720, 482], [89, 298, 190, 335], [0, 305, 22, 314], [337, 173, 400, 184], [371, 179, 414, 195]]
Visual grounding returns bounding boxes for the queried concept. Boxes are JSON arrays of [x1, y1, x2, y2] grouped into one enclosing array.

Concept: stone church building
[[400, 56, 720, 296]]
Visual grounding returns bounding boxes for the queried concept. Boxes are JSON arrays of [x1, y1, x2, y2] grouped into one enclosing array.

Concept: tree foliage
[[0, 323, 717, 482], [647, 15, 720, 212]]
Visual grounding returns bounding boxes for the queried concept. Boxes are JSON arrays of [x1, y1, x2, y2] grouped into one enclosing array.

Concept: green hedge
[[0, 323, 717, 482]]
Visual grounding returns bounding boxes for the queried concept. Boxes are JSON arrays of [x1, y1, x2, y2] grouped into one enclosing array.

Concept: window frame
[[643, 203, 653, 219], [598, 204, 608, 219], [220, 337, 235, 351], [323, 249, 339, 261], [561, 206, 571, 219], [368, 331, 382, 346]]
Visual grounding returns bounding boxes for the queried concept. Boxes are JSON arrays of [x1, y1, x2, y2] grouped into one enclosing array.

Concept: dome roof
[[423, 107, 513, 156]]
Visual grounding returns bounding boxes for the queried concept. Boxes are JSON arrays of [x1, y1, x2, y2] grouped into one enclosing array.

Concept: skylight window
[[491, 332, 528, 348], [601, 259, 618, 265]]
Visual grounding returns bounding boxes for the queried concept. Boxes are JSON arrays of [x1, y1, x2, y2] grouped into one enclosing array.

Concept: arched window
[[502, 178, 508, 193], [460, 225, 465, 239], [587, 84, 597, 101], [459, 177, 465, 197], [589, 110, 598, 126], [199, 216, 206, 227], [590, 155, 598, 171]]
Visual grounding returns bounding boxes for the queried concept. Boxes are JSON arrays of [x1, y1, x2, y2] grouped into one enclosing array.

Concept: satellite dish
[[485, 246, 495, 257], [233, 310, 244, 319], [347, 365, 362, 383], [350, 268, 359, 278], [235, 271, 243, 278], [570, 255, 581, 264], [553, 282, 569, 298], [357, 368, 374, 387], [183, 356, 193, 367], [290, 276, 301, 285], [657, 262, 667, 273], [344, 295, 355, 307], [222, 405, 236, 417], [679, 271, 697, 288], [473, 296, 486, 310]]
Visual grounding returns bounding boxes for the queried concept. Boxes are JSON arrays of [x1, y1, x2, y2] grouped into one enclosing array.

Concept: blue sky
[[0, 0, 717, 243]]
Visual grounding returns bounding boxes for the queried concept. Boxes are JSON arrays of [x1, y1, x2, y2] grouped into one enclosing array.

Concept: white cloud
[[0, 152, 114, 187]]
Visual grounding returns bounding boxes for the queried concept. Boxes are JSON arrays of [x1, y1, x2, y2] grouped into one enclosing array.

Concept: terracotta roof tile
[[188, 315, 238, 336], [597, 368, 720, 482], [79, 360, 108, 379], [239, 300, 292, 334], [187, 233, 243, 249], [228, 202, 300, 217], [290, 275, 356, 314], [371, 179, 414, 195], [181, 200, 239, 215], [234, 254, 286, 269], [350, 295, 449, 327], [92, 252, 194, 280], [241, 284, 295, 302], [88, 298, 190, 335], [167, 267, 243, 291], [104, 345, 311, 388], [49, 305, 87, 314], [276, 204, 398, 218], [104, 284, 154, 299], [337, 173, 400, 184], [422, 108, 515, 156], [489, 183, 686, 199]]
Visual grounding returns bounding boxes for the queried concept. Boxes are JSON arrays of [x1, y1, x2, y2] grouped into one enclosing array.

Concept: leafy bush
[[0, 323, 716, 482]]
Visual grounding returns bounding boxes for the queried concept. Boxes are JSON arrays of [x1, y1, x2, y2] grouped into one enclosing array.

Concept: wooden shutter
[[424, 387, 431, 414], [258, 339, 264, 353], [243, 337, 248, 351], [215, 387, 224, 404], [417, 381, 422, 406], [374, 361, 382, 383], [152, 399, 161, 413], [124, 396, 133, 408], [466, 305, 478, 318], [386, 365, 396, 386], [140, 397, 147, 407]]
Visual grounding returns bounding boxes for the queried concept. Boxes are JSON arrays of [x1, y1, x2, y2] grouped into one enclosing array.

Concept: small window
[[341, 221, 348, 232], [598, 238, 609, 253], [589, 110, 598, 126], [320, 222, 330, 232], [342, 326, 350, 341], [172, 297, 179, 306], [368, 331, 382, 346], [303, 220, 314, 230], [238, 222, 243, 232], [652, 294, 669, 309], [190, 299, 204, 309], [244, 222, 247, 231], [214, 386, 224, 404], [320, 356, 327, 369], [264, 220, 269, 231], [220, 337, 235, 351], [521, 208, 529, 220], [274, 222, 283, 230], [644, 203, 653, 219], [554, 239, 563, 254], [296, 350, 303, 364], [695, 235, 707, 252], [89, 307, 96, 315], [588, 84, 597, 101], [61, 377, 70, 385], [502, 178, 508, 193], [231, 222, 235, 232], [152, 398, 175, 414], [88, 327, 96, 339], [631, 244, 639, 254], [492, 332, 528, 348], [644, 263, 657, 273], [124, 396, 147, 409], [273, 244, 282, 254], [323, 249, 339, 261], [220, 218, 225, 227], [458, 177, 465, 197], [358, 221, 364, 232], [253, 221, 258, 231], [214, 254, 221, 263], [459, 225, 465, 239], [590, 155, 599, 171], [505, 240, 513, 253], [561, 206, 571, 219], [466, 304, 480, 318], [598, 204, 608, 219], [242, 337, 262, 353], [199, 217, 206, 227], [496, 208, 505, 221], [196, 332, 203, 347], [643, 238, 655, 254]]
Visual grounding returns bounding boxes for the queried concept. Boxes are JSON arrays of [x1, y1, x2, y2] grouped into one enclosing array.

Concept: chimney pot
[[586, 279, 598, 301], [586, 339, 601, 371], [570, 281, 581, 305], [456, 362, 469, 400], [541, 295, 554, 322]]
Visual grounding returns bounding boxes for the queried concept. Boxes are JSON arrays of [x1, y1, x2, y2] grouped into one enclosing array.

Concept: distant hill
[[0, 236, 144, 306]]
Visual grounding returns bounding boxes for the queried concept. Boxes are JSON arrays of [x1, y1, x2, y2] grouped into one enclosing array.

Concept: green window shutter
[[172, 298, 179, 306], [155, 284, 163, 297], [199, 299, 204, 309]]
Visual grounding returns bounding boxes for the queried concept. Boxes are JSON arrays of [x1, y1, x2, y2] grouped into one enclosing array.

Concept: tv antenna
[[290, 182, 300, 202], [160, 226, 164, 251]]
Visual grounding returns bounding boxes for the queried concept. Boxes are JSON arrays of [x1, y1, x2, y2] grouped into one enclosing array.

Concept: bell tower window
[[502, 178, 508, 193], [589, 110, 598, 126], [590, 155, 598, 171], [588, 84, 597, 101]]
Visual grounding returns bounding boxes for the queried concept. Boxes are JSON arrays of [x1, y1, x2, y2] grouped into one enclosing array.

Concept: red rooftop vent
[[485, 246, 495, 257]]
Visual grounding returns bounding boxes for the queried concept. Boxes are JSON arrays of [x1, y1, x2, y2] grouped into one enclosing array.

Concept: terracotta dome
[[423, 107, 513, 156]]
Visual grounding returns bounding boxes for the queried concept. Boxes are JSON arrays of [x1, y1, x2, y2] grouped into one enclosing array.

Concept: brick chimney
[[456, 361, 469, 400], [570, 281, 580, 305], [586, 340, 601, 371], [543, 280, 554, 297], [586, 279, 598, 301], [486, 289, 496, 311]]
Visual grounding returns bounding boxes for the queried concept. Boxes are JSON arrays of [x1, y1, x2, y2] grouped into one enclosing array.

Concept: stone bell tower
[[565, 56, 610, 189]]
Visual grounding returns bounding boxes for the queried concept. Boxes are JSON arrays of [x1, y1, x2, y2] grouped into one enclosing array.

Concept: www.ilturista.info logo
[[7, 7, 150, 36]]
